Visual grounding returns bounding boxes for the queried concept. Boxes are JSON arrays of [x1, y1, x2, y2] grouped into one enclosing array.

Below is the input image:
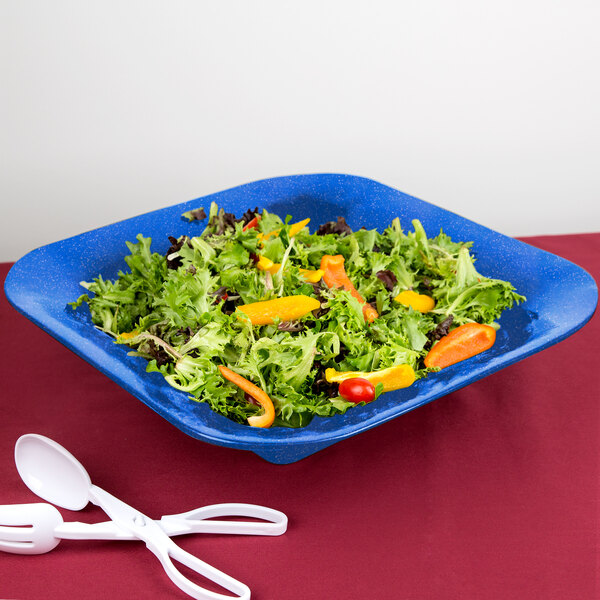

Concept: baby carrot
[[218, 365, 275, 428], [424, 322, 496, 369]]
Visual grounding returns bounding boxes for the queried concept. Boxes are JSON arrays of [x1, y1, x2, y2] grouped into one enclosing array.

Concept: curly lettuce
[[70, 203, 525, 427]]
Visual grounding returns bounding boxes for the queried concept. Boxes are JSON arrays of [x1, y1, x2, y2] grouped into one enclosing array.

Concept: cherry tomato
[[338, 378, 376, 404]]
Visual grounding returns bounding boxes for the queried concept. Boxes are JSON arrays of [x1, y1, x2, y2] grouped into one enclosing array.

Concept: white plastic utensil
[[14, 434, 255, 600], [158, 503, 287, 537], [0, 503, 66, 554], [0, 502, 287, 555]]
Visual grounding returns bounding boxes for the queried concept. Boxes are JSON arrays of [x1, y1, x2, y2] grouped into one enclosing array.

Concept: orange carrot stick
[[320, 254, 378, 323], [218, 365, 275, 428], [424, 322, 496, 369]]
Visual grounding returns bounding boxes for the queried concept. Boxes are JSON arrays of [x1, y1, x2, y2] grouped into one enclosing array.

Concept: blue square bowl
[[4, 174, 597, 463]]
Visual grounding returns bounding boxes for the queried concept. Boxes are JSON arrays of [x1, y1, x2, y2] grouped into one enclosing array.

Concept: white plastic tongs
[[0, 434, 288, 600]]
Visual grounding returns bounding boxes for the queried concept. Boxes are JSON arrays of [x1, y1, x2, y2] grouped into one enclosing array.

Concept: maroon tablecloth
[[1, 233, 598, 600]]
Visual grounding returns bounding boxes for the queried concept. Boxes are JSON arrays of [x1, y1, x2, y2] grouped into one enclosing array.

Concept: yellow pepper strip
[[259, 218, 311, 241], [256, 255, 323, 283], [256, 255, 281, 275], [257, 256, 322, 280], [117, 330, 139, 341], [218, 365, 275, 428], [394, 290, 435, 313], [237, 295, 321, 326], [325, 364, 416, 392], [256, 255, 274, 271], [299, 268, 324, 283], [289, 218, 311, 237]]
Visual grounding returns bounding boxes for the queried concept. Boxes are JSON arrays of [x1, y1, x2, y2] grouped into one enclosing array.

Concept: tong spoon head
[[15, 434, 92, 511]]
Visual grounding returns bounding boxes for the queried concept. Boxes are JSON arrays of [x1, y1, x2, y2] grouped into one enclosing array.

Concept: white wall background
[[2, 0, 599, 262]]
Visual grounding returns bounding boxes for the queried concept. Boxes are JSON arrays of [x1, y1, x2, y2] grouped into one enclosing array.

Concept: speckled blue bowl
[[4, 174, 598, 463]]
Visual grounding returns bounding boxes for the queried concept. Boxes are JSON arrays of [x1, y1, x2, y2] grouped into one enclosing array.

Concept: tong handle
[[160, 503, 288, 537], [149, 530, 251, 600], [55, 519, 134, 540], [89, 486, 251, 600], [55, 502, 287, 541]]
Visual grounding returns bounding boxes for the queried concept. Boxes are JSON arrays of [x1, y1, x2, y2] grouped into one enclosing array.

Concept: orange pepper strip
[[424, 322, 496, 369], [320, 254, 378, 323], [218, 365, 275, 428]]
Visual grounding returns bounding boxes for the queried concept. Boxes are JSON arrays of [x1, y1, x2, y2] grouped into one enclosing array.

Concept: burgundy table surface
[[1, 233, 598, 600]]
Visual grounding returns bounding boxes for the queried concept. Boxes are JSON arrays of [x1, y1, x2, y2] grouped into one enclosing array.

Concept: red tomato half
[[339, 378, 376, 404], [243, 216, 260, 231]]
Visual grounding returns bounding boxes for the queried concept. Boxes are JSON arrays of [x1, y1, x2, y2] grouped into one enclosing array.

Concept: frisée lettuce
[[70, 204, 525, 428]]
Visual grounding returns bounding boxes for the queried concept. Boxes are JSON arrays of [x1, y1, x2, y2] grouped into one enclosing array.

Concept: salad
[[71, 203, 525, 428]]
